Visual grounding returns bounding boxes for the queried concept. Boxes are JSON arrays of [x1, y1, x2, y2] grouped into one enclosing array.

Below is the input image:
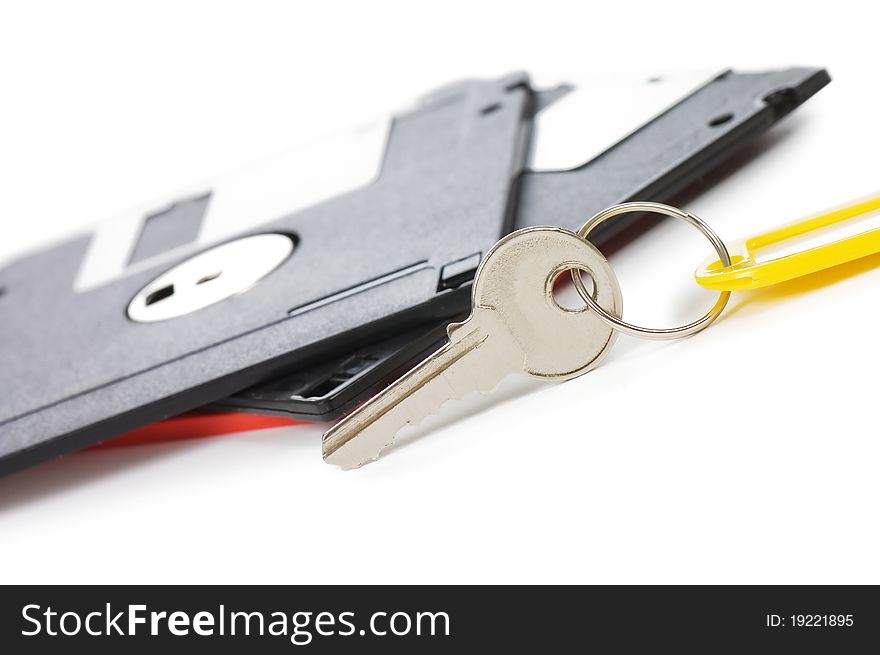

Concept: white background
[[1, 0, 879, 584]]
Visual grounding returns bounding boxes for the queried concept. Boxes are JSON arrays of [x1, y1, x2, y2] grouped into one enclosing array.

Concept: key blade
[[322, 316, 518, 468]]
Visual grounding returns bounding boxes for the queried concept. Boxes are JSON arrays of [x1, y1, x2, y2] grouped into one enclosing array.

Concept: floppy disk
[[216, 67, 831, 422], [0, 68, 829, 475]]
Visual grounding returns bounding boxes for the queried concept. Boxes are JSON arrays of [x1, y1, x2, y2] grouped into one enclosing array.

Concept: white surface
[[1, 0, 879, 584]]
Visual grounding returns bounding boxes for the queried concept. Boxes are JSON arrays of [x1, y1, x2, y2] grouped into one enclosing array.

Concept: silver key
[[322, 226, 623, 467]]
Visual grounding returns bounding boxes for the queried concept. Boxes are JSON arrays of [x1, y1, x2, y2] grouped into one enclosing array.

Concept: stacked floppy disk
[[0, 68, 830, 476]]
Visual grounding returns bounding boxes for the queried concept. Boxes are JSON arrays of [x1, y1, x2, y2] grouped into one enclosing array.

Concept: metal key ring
[[573, 202, 731, 340]]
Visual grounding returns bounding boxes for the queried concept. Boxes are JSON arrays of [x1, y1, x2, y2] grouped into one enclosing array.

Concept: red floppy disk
[[94, 413, 299, 449]]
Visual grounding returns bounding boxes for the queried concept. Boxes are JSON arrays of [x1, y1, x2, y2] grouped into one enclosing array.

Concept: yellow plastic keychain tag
[[695, 194, 880, 291]]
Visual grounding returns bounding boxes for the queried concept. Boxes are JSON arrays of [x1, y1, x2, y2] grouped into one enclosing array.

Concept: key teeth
[[324, 375, 504, 468], [324, 449, 380, 470], [335, 457, 371, 471], [323, 428, 398, 468]]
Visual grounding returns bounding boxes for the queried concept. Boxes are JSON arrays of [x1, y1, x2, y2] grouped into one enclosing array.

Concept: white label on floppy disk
[[529, 70, 716, 172], [73, 118, 389, 292]]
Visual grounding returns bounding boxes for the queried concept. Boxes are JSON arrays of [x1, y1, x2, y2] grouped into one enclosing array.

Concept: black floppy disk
[[0, 73, 533, 475], [218, 67, 831, 422], [0, 68, 830, 476]]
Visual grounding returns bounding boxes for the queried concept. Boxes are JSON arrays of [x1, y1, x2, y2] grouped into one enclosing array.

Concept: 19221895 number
[[791, 614, 853, 627]]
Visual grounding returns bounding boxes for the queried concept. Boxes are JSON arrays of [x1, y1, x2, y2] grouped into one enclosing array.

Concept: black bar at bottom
[[1, 585, 876, 653]]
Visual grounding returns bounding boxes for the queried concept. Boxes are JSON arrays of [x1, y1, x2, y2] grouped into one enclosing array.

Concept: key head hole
[[549, 267, 595, 314], [144, 284, 175, 306]]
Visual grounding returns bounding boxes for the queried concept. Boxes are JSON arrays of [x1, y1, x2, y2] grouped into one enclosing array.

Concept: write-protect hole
[[145, 284, 175, 306], [550, 267, 595, 313], [708, 113, 734, 127], [480, 103, 502, 116], [196, 271, 222, 285]]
